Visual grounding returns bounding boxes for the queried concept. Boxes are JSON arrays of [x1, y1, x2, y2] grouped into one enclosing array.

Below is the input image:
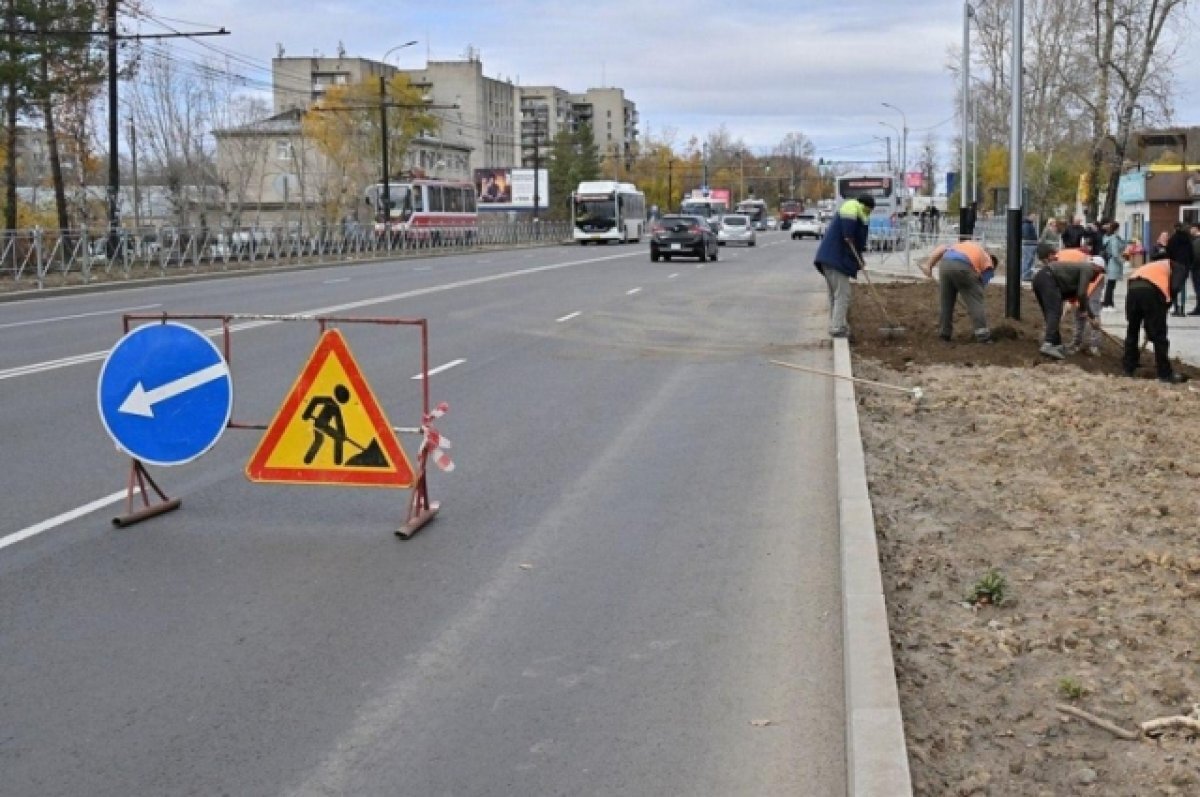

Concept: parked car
[[790, 213, 824, 240], [650, 214, 719, 262], [766, 216, 778, 230], [717, 214, 756, 247]]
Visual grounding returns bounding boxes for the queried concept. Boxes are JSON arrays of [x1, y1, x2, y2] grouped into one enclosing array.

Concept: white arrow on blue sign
[[97, 322, 233, 467]]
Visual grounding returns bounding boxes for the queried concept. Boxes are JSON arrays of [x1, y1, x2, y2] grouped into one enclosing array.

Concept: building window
[[276, 140, 294, 161]]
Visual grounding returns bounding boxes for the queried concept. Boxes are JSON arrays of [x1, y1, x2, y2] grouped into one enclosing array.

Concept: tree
[[545, 123, 601, 221], [303, 73, 435, 227]]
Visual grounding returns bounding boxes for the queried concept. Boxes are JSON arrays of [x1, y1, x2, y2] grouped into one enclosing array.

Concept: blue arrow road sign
[[97, 322, 233, 467]]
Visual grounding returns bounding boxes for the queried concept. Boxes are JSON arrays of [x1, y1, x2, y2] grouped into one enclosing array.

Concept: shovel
[[852, 246, 906, 339]]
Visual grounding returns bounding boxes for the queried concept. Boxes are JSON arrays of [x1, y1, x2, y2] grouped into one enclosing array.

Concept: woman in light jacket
[[1101, 220, 1126, 308]]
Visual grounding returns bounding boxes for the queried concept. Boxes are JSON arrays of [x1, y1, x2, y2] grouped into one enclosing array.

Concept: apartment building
[[572, 88, 639, 166]]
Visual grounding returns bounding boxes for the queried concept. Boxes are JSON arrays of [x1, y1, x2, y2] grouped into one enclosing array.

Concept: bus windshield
[[575, 198, 616, 230], [681, 200, 726, 218]]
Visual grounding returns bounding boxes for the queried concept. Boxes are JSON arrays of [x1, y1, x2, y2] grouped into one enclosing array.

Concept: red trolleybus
[[366, 178, 478, 241]]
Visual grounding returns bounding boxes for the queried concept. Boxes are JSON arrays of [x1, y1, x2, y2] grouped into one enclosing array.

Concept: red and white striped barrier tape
[[421, 401, 454, 472]]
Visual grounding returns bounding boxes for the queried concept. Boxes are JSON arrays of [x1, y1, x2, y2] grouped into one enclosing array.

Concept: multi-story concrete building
[[271, 56, 394, 115], [571, 88, 638, 167], [515, 86, 573, 169], [397, 57, 518, 172]]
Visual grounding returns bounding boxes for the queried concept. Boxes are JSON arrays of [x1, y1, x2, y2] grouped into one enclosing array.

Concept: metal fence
[[0, 220, 575, 290]]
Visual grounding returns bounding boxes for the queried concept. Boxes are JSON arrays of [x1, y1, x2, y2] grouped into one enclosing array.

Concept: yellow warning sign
[[245, 329, 415, 487]]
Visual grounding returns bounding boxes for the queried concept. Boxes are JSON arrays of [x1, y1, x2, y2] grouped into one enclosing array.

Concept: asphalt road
[[0, 233, 846, 796]]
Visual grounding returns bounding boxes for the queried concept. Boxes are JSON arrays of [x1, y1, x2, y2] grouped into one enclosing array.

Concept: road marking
[[0, 490, 128, 552], [3, 251, 646, 547], [322, 277, 350, 284], [556, 311, 581, 323], [696, 264, 705, 269], [412, 266, 432, 271], [0, 303, 161, 330], [668, 273, 679, 279], [626, 287, 642, 295], [0, 250, 639, 384], [411, 358, 465, 380]]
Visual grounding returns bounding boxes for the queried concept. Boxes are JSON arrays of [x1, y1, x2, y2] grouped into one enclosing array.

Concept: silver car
[[717, 214, 757, 247]]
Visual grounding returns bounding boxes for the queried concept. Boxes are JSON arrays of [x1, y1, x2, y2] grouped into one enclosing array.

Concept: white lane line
[[411, 358, 466, 380], [412, 266, 432, 271], [668, 273, 679, 279], [4, 251, 645, 549], [322, 277, 350, 284], [696, 264, 705, 269], [0, 250, 638, 384], [0, 490, 128, 552], [556, 311, 581, 323], [626, 287, 642, 296], [0, 303, 161, 331]]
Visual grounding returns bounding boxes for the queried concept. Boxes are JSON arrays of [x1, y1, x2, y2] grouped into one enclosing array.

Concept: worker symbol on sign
[[301, 383, 388, 468]]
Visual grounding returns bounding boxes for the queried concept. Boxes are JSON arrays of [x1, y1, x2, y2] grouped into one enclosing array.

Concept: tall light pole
[[961, 2, 975, 239], [1006, 0, 1025, 319], [878, 122, 899, 172], [379, 40, 419, 227], [882, 101, 910, 272]]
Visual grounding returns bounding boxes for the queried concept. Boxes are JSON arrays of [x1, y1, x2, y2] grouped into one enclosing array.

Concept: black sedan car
[[649, 215, 719, 262]]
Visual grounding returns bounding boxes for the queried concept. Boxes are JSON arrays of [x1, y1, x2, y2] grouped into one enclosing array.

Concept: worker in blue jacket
[[814, 194, 874, 338]]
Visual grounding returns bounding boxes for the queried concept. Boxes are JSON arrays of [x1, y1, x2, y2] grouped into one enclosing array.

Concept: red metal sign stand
[[108, 313, 448, 537]]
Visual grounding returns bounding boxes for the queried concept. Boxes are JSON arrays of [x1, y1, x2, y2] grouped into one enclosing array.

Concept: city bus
[[365, 178, 478, 241], [680, 190, 729, 226], [571, 180, 646, 244], [735, 198, 768, 228], [835, 173, 901, 250]]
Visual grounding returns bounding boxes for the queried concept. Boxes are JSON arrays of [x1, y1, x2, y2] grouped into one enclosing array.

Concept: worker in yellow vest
[[1123, 258, 1190, 383]]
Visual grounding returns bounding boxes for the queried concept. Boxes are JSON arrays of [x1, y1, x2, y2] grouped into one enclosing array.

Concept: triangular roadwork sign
[[246, 329, 415, 487]]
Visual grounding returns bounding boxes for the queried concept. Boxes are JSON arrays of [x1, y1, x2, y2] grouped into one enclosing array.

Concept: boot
[[1188, 305, 1200, 316]]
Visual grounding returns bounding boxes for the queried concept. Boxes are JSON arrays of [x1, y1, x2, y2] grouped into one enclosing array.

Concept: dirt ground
[[850, 280, 1200, 796]]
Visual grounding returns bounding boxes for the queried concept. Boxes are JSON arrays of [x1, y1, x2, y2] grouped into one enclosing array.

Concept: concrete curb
[[833, 338, 913, 796]]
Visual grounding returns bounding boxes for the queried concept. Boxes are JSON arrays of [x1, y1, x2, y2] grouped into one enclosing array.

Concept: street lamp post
[[877, 124, 898, 172], [961, 2, 975, 239], [379, 40, 419, 228], [882, 101, 910, 272], [1006, 0, 1025, 319]]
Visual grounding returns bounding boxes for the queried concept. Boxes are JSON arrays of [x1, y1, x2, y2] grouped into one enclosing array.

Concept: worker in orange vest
[[921, 240, 998, 342], [1123, 258, 1190, 383], [1031, 250, 1106, 360]]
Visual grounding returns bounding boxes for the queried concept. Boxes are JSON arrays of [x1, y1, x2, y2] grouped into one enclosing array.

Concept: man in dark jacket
[[1031, 256, 1106, 359], [1060, 217, 1088, 249], [1191, 223, 1200, 315], [814, 193, 874, 338], [1165, 223, 1195, 316], [1020, 214, 1038, 281]]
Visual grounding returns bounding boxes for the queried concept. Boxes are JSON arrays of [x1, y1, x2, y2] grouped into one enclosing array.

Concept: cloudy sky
[[140, 0, 1198, 167]]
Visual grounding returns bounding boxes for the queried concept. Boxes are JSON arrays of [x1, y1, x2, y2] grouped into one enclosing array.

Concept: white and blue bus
[[835, 173, 901, 250], [572, 181, 646, 244]]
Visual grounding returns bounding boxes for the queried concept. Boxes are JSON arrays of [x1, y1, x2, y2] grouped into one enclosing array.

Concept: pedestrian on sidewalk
[[1040, 217, 1062, 251], [921, 240, 998, 343], [1031, 253, 1106, 359], [1123, 257, 1190, 384], [1021, 214, 1038, 281], [1165, 224, 1194, 316], [814, 193, 874, 339], [1189, 223, 1200, 315], [1101, 220, 1127, 308]]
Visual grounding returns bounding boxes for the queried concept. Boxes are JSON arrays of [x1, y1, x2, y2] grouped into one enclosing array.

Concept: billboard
[[474, 167, 550, 211]]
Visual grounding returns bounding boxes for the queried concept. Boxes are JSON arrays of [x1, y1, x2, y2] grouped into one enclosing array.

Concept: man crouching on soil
[[1123, 257, 1190, 384], [920, 240, 998, 343], [1031, 254, 1106, 359]]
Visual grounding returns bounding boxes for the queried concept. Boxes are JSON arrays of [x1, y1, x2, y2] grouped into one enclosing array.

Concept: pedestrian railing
[[0, 221, 574, 290]]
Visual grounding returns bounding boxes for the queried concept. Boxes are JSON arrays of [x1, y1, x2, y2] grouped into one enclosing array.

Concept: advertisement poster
[[474, 168, 549, 211]]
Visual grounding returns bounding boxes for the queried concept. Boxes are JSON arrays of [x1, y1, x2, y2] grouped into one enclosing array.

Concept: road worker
[[920, 240, 997, 343], [1123, 258, 1190, 383], [1031, 250, 1106, 360]]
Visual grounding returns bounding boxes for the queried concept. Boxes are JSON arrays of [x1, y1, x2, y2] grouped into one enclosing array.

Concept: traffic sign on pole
[[97, 322, 232, 467]]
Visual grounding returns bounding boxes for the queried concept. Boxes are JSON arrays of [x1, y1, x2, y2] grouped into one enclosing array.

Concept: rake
[[852, 247, 907, 339]]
